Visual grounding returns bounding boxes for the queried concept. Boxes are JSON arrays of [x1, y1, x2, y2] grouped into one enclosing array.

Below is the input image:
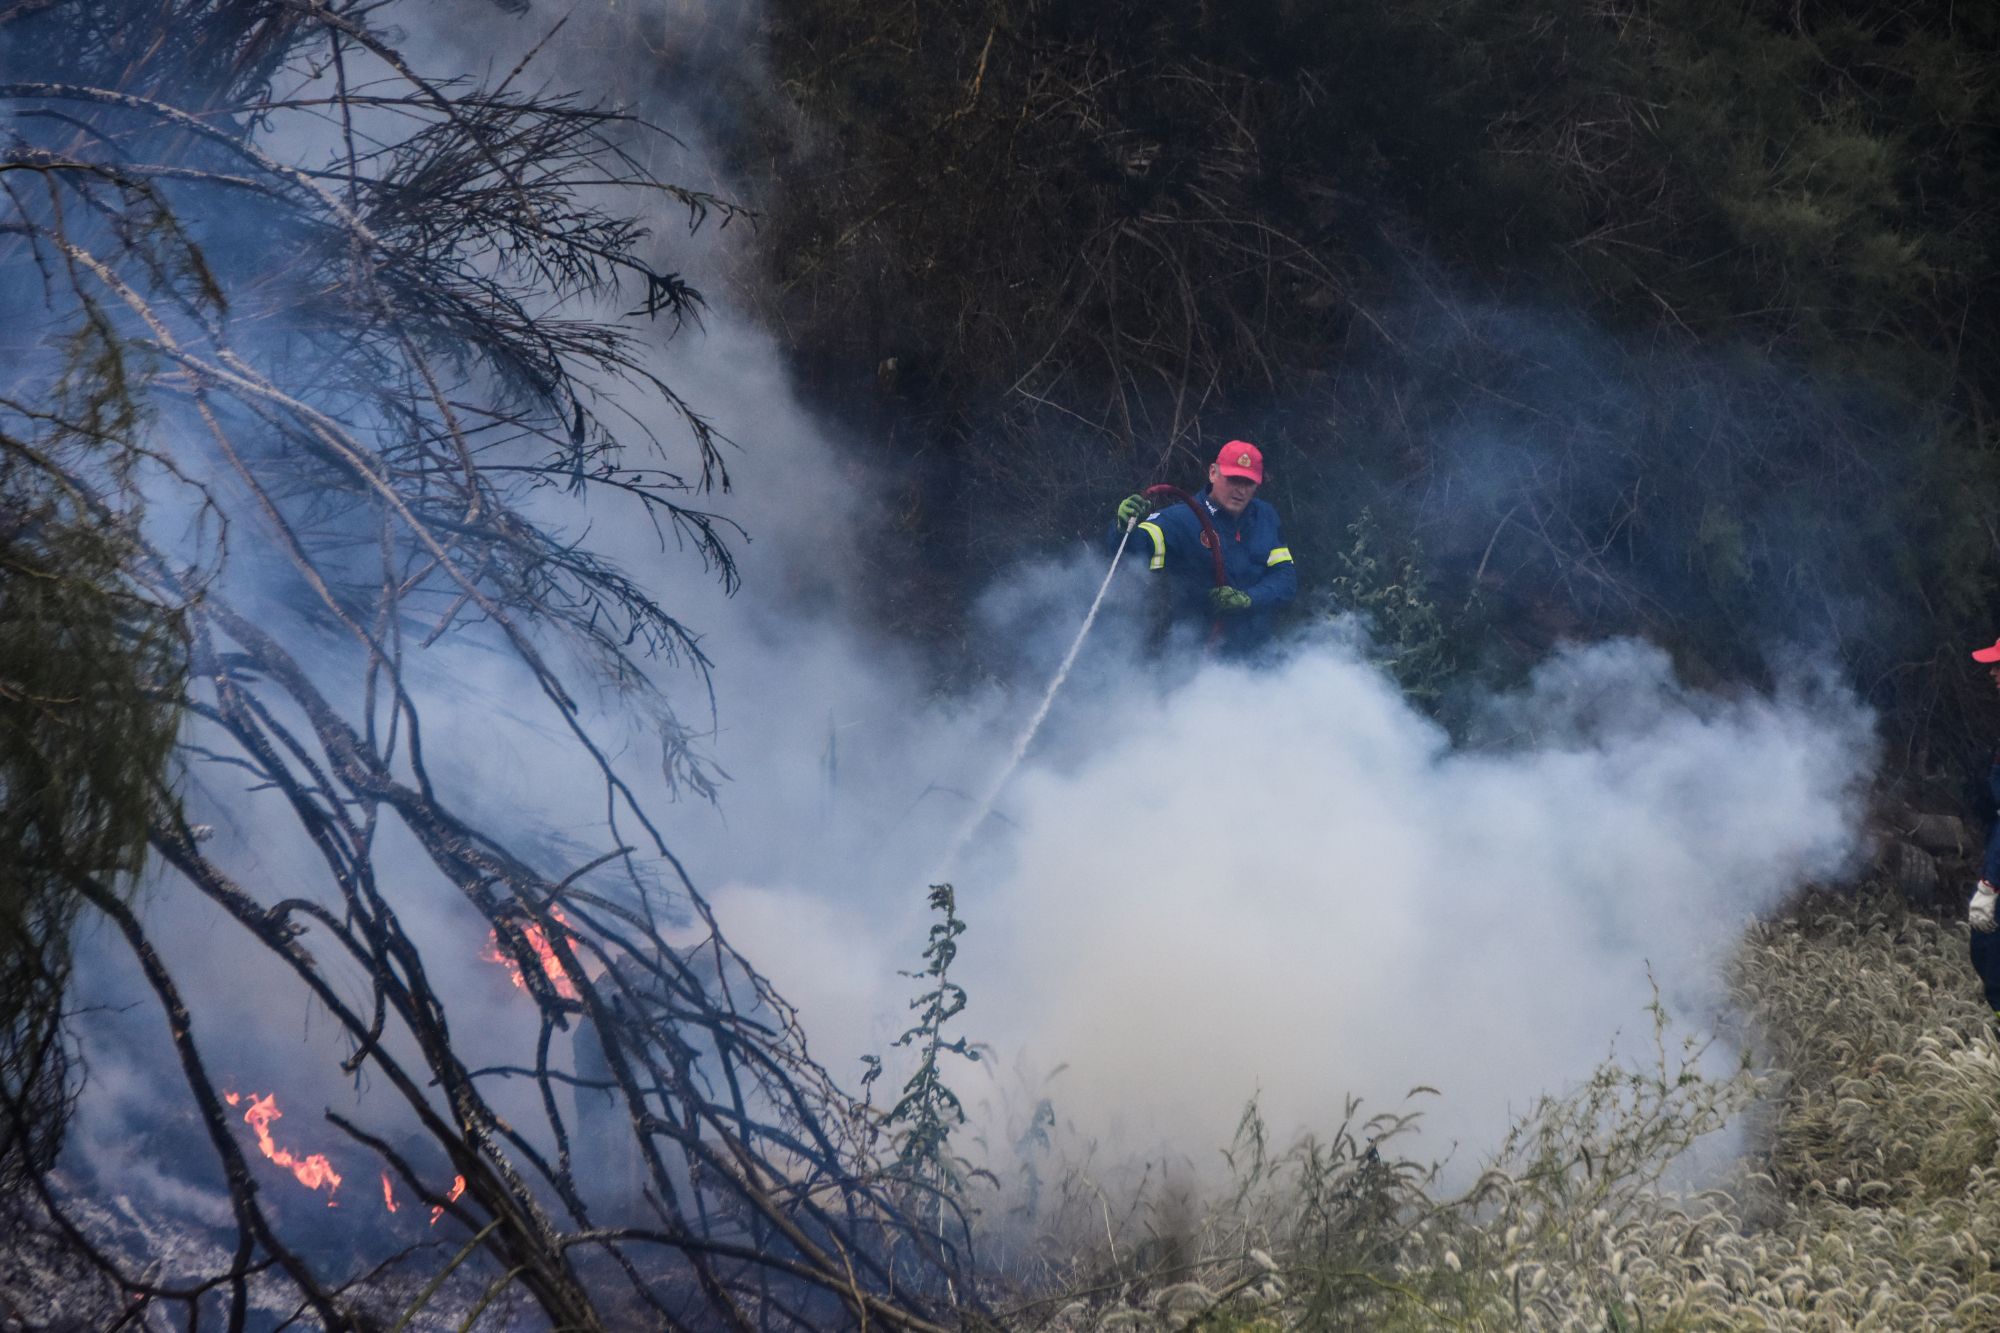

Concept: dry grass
[[996, 889, 2000, 1330]]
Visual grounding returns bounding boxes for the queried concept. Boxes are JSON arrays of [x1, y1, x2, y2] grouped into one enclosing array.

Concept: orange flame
[[223, 1088, 464, 1220], [482, 906, 580, 1001], [430, 1174, 465, 1226], [238, 1093, 343, 1203]]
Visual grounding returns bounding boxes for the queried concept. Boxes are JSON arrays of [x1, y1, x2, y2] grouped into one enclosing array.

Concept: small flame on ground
[[430, 1174, 466, 1226], [382, 1172, 398, 1213], [239, 1093, 343, 1204], [482, 906, 580, 1001]]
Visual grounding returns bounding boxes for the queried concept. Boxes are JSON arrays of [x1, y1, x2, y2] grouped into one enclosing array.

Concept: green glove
[[1210, 586, 1252, 613], [1115, 494, 1150, 526]]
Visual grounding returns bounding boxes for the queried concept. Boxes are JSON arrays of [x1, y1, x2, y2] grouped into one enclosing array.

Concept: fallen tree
[[0, 2, 971, 1326]]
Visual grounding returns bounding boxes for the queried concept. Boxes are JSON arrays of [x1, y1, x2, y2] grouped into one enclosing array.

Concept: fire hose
[[934, 483, 1225, 876]]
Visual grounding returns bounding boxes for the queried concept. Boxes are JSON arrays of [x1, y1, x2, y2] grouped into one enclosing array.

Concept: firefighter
[[1967, 637, 2000, 1027], [1110, 440, 1297, 654]]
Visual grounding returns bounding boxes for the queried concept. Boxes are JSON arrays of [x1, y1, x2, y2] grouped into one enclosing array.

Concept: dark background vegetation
[[693, 0, 1997, 786]]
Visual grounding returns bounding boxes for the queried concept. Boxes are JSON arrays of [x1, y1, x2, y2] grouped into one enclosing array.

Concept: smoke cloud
[[696, 608, 1871, 1175]]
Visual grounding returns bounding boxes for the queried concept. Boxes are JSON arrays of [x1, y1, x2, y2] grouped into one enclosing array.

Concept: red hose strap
[[1142, 485, 1226, 587], [1142, 483, 1227, 648]]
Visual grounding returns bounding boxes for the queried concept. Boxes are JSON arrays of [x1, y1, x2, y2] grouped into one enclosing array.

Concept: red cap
[[1974, 637, 2000, 663], [1215, 440, 1264, 484]]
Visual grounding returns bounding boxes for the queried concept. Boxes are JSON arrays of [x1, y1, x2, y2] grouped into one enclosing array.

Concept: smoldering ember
[[3, 2, 1999, 1330]]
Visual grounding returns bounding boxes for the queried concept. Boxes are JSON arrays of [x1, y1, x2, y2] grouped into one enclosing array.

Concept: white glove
[[1972, 881, 1998, 934]]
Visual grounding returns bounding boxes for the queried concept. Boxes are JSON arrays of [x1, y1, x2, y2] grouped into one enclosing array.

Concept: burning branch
[[483, 904, 584, 1003]]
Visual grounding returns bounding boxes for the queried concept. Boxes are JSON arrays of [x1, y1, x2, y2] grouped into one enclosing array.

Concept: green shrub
[[1327, 509, 1478, 712]]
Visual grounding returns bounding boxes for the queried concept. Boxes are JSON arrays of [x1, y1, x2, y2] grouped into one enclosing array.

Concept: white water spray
[[932, 521, 1137, 879]]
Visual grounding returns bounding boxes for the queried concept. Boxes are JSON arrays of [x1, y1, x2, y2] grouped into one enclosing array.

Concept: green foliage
[[0, 487, 179, 886], [1327, 510, 1473, 709], [0, 440, 186, 1187]]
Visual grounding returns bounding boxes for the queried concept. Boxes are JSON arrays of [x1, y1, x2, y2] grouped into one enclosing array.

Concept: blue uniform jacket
[[1107, 488, 1297, 652], [1971, 746, 2000, 1014], [1984, 750, 2000, 885]]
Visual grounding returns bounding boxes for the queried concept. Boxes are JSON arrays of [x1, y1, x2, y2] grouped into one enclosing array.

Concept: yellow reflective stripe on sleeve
[[1138, 521, 1167, 570], [1267, 545, 1293, 567]]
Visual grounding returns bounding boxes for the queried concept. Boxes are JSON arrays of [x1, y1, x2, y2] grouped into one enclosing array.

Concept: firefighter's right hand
[[1972, 881, 1998, 933], [1115, 494, 1149, 527]]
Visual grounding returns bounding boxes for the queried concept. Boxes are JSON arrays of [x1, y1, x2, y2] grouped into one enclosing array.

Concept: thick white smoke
[[974, 635, 1864, 1154], [698, 615, 1870, 1172]]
